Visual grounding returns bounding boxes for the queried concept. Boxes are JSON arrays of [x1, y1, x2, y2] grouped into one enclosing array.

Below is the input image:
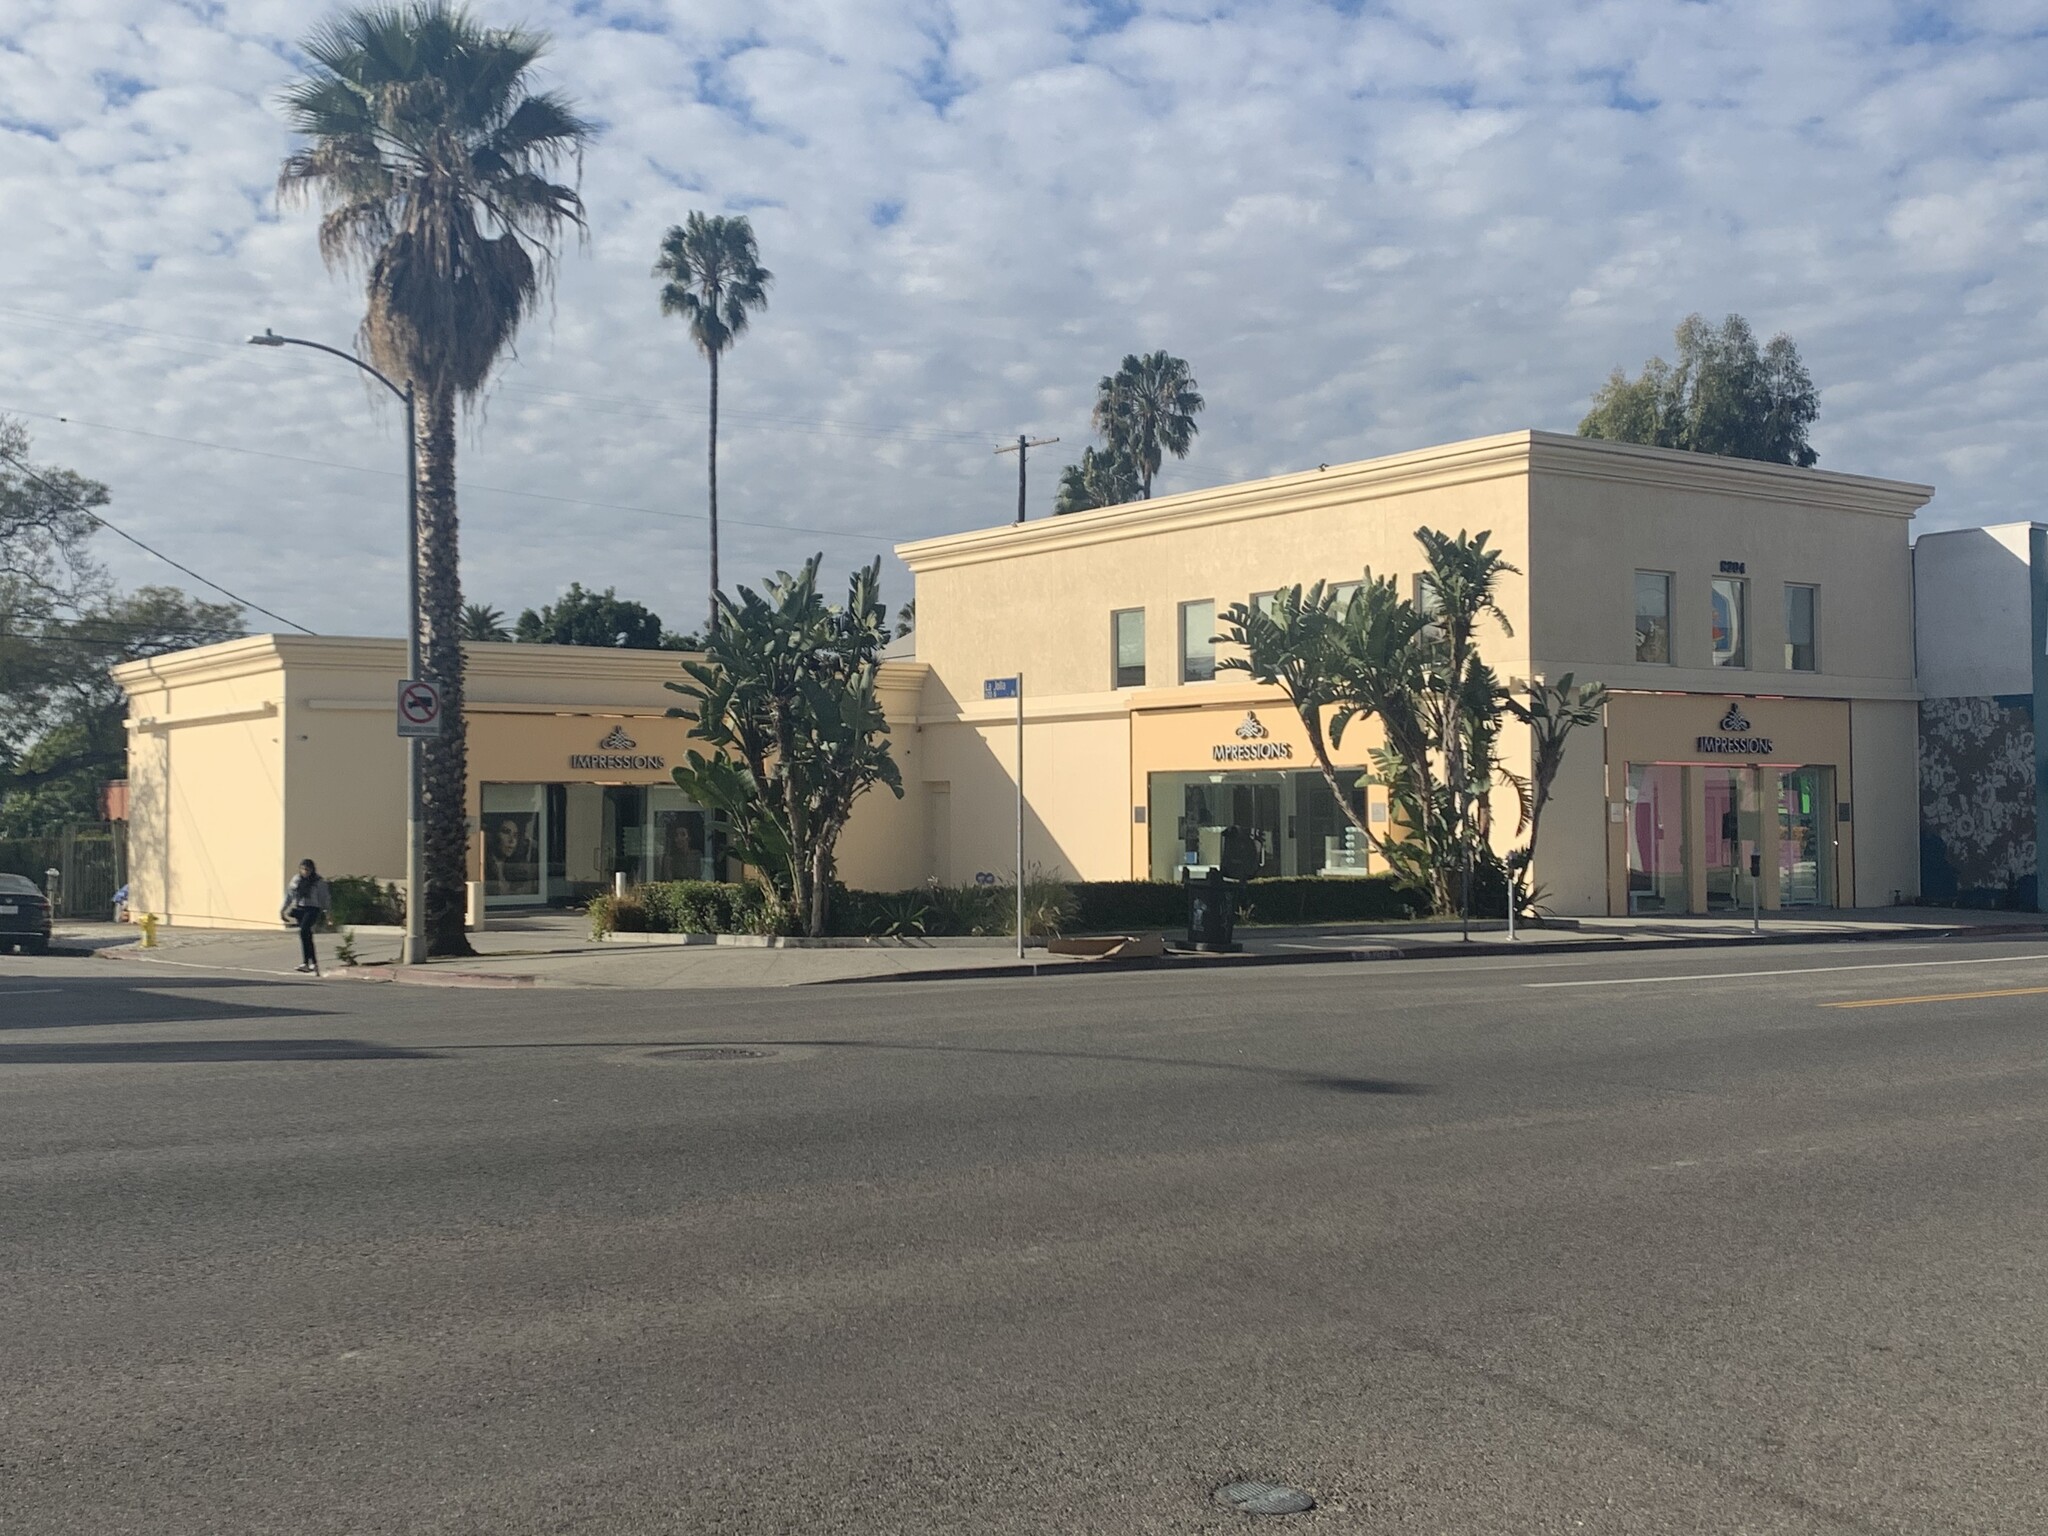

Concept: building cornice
[[897, 430, 1935, 573], [899, 431, 1542, 573], [1525, 432, 1932, 518]]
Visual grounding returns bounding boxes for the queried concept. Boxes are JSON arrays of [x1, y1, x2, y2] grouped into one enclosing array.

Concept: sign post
[[985, 674, 1024, 958]]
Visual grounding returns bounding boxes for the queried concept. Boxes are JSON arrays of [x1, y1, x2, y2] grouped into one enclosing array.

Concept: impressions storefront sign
[[1696, 703, 1774, 756], [1213, 711, 1295, 763], [569, 724, 667, 772]]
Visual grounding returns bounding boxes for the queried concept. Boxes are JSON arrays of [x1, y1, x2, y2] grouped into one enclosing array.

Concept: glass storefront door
[[1775, 766, 1835, 907], [1701, 766, 1761, 911], [1624, 762, 1837, 915], [1626, 764, 1686, 914]]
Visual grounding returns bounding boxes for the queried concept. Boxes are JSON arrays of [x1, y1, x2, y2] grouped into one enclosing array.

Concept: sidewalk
[[69, 904, 2048, 990], [79, 916, 1085, 988]]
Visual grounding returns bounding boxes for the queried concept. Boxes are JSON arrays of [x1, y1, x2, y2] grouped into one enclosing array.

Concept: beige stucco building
[[113, 635, 925, 929], [117, 429, 1931, 927], [897, 429, 1929, 916]]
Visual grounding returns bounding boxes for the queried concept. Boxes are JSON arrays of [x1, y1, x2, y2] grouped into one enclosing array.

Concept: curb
[[335, 964, 542, 989], [812, 923, 2048, 985]]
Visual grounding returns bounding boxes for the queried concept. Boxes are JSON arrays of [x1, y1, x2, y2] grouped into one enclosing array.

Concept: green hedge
[[590, 874, 1426, 938], [328, 876, 404, 927], [590, 880, 784, 938], [1073, 876, 1423, 931]]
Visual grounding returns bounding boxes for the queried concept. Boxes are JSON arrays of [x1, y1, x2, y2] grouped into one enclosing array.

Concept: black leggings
[[293, 907, 320, 967]]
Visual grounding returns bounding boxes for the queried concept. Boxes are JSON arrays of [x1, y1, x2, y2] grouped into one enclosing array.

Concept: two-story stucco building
[[115, 429, 1933, 927], [895, 429, 1930, 916]]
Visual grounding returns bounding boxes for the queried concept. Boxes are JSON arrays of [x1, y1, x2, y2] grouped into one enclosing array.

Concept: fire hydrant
[[138, 912, 159, 949]]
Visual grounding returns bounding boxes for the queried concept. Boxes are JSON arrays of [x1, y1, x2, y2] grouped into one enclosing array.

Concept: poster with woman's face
[[485, 812, 540, 896], [652, 809, 704, 882]]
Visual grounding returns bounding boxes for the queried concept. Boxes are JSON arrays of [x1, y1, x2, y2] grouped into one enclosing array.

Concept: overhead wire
[[0, 304, 1014, 447], [0, 405, 927, 545], [0, 446, 316, 634]]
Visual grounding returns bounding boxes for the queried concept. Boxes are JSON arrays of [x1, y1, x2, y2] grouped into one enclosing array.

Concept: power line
[[0, 447, 315, 634], [0, 304, 1009, 446], [0, 405, 918, 545]]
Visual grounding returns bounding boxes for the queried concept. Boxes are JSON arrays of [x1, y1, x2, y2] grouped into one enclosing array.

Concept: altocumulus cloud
[[0, 0, 2043, 634]]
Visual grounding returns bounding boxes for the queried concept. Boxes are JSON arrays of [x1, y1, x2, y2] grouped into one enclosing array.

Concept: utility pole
[[995, 435, 1059, 524]]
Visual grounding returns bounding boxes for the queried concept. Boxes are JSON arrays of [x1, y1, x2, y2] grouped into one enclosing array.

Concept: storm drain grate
[[1214, 1480, 1316, 1516], [647, 1047, 776, 1061]]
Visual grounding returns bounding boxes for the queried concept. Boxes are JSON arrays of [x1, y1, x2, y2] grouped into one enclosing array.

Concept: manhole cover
[[646, 1047, 775, 1061], [1215, 1480, 1316, 1516]]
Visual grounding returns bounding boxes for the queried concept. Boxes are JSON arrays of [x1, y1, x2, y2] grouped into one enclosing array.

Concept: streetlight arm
[[247, 329, 409, 404]]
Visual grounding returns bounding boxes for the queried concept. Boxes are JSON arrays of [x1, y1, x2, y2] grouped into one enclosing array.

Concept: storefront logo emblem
[[1216, 711, 1292, 761], [571, 723, 666, 772], [1699, 702, 1771, 756]]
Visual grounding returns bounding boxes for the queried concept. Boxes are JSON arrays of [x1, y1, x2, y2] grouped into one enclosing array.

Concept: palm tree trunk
[[707, 347, 720, 634], [415, 385, 474, 957]]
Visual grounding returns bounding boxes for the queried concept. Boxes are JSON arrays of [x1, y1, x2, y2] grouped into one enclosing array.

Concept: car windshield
[[0, 874, 44, 896]]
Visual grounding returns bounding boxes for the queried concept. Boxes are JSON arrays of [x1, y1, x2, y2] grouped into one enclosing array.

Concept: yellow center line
[[1825, 985, 2048, 1009]]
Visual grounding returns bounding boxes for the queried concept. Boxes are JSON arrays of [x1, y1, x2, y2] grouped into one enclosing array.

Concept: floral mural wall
[[1919, 695, 2037, 907]]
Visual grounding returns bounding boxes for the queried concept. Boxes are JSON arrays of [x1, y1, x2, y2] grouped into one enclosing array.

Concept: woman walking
[[281, 859, 332, 975]]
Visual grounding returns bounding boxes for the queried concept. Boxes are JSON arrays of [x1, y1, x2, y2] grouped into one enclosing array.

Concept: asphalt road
[[4, 939, 2048, 1535]]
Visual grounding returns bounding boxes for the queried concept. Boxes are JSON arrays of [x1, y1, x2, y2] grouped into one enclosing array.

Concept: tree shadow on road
[[0, 1038, 443, 1065], [0, 974, 337, 1031], [424, 1036, 1434, 1097]]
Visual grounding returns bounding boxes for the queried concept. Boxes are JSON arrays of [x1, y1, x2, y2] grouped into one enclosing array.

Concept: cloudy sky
[[2, 0, 2044, 638]]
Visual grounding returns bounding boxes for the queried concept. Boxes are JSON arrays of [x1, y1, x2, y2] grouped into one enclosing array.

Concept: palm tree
[[1092, 351, 1204, 499], [277, 1, 593, 957], [1052, 444, 1141, 513], [652, 213, 773, 633], [461, 602, 510, 642]]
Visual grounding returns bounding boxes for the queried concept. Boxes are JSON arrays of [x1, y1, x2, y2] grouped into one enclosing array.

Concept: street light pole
[[248, 329, 427, 966]]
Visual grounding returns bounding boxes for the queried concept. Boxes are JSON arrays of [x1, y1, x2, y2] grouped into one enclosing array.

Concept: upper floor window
[[1784, 584, 1818, 671], [1180, 599, 1217, 683], [1634, 571, 1672, 664], [1328, 580, 1361, 615], [1252, 590, 1281, 620], [1710, 577, 1747, 668], [1112, 608, 1146, 688]]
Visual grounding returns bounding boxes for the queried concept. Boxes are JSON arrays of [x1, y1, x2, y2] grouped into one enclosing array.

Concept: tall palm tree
[[652, 213, 773, 632], [1092, 351, 1204, 499], [277, 1, 593, 957]]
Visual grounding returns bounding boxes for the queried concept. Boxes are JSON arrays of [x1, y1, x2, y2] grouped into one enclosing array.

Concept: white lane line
[[0, 988, 61, 996], [1526, 953, 2048, 989]]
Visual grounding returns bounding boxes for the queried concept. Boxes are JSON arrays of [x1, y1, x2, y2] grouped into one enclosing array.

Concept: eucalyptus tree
[[666, 556, 902, 938], [1580, 313, 1819, 467], [277, 1, 594, 955], [1092, 351, 1203, 499], [653, 213, 773, 631]]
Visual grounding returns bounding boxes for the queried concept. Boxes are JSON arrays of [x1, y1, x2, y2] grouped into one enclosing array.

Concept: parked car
[[0, 873, 54, 955]]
